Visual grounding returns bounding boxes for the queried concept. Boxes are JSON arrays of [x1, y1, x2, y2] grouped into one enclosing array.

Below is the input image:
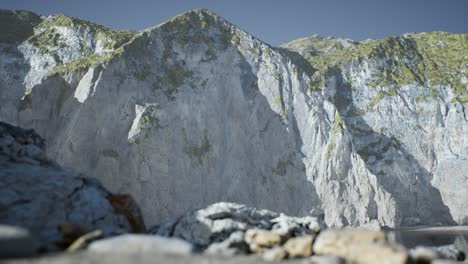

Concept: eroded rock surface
[[151, 202, 322, 249], [0, 9, 466, 229], [0, 122, 134, 250]]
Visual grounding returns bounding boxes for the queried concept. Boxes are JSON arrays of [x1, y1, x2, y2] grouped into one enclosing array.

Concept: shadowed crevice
[[332, 74, 455, 227]]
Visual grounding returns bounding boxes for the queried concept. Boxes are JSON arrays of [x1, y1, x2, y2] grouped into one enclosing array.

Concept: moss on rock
[[294, 32, 467, 103], [184, 135, 211, 165]]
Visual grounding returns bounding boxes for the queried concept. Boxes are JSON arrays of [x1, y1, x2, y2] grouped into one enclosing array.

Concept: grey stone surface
[[0, 251, 305, 264], [205, 231, 248, 256], [283, 235, 314, 258], [261, 247, 287, 261], [0, 9, 466, 229], [151, 202, 321, 249], [0, 225, 38, 258], [88, 234, 193, 255], [0, 122, 132, 250], [410, 244, 466, 262]]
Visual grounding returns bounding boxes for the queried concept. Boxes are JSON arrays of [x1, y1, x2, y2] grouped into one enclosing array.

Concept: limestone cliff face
[[0, 9, 466, 228]]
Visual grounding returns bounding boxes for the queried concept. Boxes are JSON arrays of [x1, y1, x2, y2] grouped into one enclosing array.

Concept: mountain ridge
[[0, 9, 466, 228]]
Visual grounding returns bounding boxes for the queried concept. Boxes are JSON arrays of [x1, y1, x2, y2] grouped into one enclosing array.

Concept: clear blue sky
[[1, 0, 467, 46]]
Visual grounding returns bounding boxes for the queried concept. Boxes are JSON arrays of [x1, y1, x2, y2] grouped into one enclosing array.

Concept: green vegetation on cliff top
[[34, 14, 137, 50], [294, 32, 467, 103], [11, 9, 463, 104], [280, 35, 358, 56], [49, 10, 223, 76]]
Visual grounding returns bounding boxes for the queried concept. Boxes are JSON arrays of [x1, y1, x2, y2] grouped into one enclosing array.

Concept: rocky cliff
[[0, 9, 466, 228]]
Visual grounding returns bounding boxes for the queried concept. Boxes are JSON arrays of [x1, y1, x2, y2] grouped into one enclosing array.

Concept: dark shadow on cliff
[[208, 50, 324, 219], [332, 75, 455, 226]]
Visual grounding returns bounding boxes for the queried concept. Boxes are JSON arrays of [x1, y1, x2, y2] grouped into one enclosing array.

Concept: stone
[[409, 246, 438, 262], [308, 255, 346, 264], [205, 231, 249, 256], [434, 245, 465, 261], [283, 235, 315, 258], [245, 229, 282, 248], [262, 247, 287, 261], [349, 242, 408, 264], [153, 202, 321, 249], [313, 229, 407, 264], [313, 229, 386, 253], [0, 122, 135, 251], [270, 214, 322, 237], [0, 225, 38, 258], [88, 234, 193, 255]]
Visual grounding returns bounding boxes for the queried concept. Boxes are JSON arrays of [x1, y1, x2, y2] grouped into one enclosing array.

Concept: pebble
[[284, 235, 314, 258], [262, 247, 287, 261], [245, 229, 282, 248]]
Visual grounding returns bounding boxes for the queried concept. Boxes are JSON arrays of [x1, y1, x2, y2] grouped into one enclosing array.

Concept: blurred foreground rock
[[0, 225, 38, 258], [0, 122, 143, 251]]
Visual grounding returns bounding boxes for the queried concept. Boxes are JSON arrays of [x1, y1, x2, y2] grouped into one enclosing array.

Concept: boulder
[[0, 122, 137, 250], [283, 235, 314, 258], [409, 246, 439, 263], [262, 247, 287, 261], [313, 229, 407, 264], [152, 202, 321, 249], [245, 229, 282, 249], [205, 231, 249, 256], [88, 234, 193, 255]]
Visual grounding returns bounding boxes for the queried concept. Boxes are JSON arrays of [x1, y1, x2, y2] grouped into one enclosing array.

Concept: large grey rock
[[0, 122, 133, 250], [410, 244, 466, 262], [283, 235, 314, 258], [313, 229, 408, 264], [205, 231, 249, 256], [245, 229, 282, 252], [434, 245, 465, 261], [88, 234, 193, 255], [0, 9, 466, 229], [0, 251, 308, 264], [261, 247, 287, 261], [0, 225, 38, 258], [152, 202, 321, 249]]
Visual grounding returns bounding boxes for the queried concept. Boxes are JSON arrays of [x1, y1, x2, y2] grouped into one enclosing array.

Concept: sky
[[1, 0, 467, 46]]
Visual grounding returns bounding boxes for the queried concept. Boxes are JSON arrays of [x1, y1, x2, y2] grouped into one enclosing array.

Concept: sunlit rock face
[[0, 9, 466, 227]]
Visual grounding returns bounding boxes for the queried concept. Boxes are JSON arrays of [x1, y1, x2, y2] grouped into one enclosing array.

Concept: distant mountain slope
[[0, 9, 466, 228], [280, 35, 358, 57]]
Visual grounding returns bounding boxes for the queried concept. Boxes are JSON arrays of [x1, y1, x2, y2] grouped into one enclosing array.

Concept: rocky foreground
[[0, 122, 468, 263], [1, 205, 468, 264], [1, 122, 467, 263]]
